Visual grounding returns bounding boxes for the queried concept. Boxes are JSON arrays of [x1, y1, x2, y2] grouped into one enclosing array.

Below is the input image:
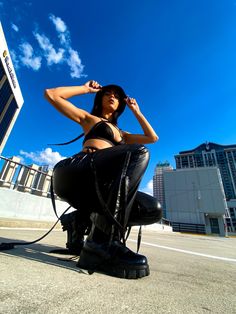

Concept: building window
[[0, 98, 17, 144], [181, 156, 189, 168], [194, 154, 204, 167], [0, 79, 12, 116], [229, 208, 235, 218], [0, 60, 5, 81]]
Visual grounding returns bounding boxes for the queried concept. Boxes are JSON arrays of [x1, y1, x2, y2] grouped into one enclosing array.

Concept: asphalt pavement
[[0, 224, 236, 314]]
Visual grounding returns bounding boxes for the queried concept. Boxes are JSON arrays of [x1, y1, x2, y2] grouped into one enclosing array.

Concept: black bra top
[[83, 120, 125, 146]]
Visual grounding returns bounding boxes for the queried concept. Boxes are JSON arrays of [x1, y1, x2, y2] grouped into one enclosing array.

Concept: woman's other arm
[[123, 97, 159, 144]]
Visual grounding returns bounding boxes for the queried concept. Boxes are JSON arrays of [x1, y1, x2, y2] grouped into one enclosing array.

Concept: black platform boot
[[77, 213, 149, 279], [60, 210, 91, 255]]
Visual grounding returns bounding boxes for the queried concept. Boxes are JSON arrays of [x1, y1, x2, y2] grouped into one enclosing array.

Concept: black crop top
[[82, 120, 125, 146]]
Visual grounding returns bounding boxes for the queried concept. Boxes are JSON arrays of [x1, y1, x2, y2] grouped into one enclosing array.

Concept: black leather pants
[[53, 144, 150, 232]]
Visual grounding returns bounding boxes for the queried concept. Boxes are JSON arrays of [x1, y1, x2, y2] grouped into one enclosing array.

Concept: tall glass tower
[[175, 142, 236, 200], [0, 22, 24, 154], [153, 162, 173, 218]]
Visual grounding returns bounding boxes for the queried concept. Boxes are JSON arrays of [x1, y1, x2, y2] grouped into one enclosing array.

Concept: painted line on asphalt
[[129, 239, 236, 263]]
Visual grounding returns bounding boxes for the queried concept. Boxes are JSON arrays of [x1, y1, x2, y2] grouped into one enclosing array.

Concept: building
[[153, 162, 173, 218], [0, 155, 66, 222], [164, 167, 228, 236], [175, 142, 236, 232], [0, 22, 24, 154], [175, 142, 236, 200]]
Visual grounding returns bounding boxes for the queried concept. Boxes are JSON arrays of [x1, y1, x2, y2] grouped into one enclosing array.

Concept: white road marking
[[1, 227, 235, 263], [129, 239, 236, 263]]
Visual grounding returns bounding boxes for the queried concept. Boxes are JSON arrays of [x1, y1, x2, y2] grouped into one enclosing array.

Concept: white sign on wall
[[0, 22, 24, 108]]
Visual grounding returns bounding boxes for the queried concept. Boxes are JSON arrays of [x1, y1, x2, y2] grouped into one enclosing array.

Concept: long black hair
[[91, 84, 127, 125], [49, 84, 127, 146]]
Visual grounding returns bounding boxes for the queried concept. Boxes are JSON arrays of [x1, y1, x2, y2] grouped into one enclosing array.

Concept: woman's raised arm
[[123, 97, 159, 144], [44, 81, 101, 125]]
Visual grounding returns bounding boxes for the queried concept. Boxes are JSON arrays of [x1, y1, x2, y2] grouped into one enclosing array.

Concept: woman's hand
[[123, 96, 158, 144], [125, 97, 140, 114], [84, 80, 102, 93]]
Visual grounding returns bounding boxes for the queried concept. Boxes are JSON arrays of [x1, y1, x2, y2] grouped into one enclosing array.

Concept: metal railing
[[0, 155, 53, 198]]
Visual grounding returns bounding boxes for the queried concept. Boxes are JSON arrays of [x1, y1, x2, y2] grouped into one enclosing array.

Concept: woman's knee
[[128, 144, 149, 154], [128, 192, 163, 226], [128, 144, 150, 166]]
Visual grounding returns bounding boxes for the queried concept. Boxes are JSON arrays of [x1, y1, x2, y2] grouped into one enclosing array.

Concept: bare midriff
[[82, 139, 114, 152]]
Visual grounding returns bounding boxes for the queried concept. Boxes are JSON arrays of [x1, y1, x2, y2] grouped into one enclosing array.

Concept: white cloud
[[33, 29, 84, 77], [12, 14, 86, 78], [49, 14, 67, 33], [49, 14, 86, 78], [34, 32, 65, 65], [19, 148, 66, 168], [11, 23, 19, 32], [19, 42, 42, 71], [49, 14, 70, 45], [67, 48, 85, 78], [140, 179, 153, 196]]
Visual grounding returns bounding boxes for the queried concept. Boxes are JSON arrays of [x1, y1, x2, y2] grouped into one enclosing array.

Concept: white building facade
[[0, 22, 24, 154]]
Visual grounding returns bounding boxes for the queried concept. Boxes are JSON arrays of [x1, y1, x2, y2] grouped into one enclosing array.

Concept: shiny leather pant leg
[[53, 152, 96, 213], [53, 144, 150, 239], [88, 144, 149, 236]]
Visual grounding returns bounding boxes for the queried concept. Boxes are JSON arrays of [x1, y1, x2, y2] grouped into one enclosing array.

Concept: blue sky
[[0, 0, 236, 194]]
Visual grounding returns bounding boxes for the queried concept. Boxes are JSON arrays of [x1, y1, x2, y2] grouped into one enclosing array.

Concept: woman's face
[[101, 90, 120, 113]]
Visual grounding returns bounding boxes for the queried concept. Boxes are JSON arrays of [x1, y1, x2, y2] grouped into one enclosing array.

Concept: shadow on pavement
[[0, 236, 87, 274]]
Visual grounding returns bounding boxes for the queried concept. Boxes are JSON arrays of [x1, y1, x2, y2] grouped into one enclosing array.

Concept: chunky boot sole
[[77, 247, 150, 279]]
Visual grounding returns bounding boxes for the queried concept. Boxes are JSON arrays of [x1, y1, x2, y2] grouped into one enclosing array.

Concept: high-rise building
[[175, 142, 236, 232], [0, 22, 24, 154], [175, 142, 236, 200], [153, 162, 173, 217]]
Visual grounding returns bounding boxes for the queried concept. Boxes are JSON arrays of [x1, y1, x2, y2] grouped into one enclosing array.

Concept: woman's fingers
[[126, 97, 136, 105], [89, 80, 102, 89]]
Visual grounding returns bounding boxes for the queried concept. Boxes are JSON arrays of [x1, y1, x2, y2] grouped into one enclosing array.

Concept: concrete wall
[[164, 167, 227, 236], [0, 187, 72, 221], [0, 187, 172, 232]]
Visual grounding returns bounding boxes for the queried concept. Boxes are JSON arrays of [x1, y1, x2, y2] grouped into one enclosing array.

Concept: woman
[[45, 80, 160, 279]]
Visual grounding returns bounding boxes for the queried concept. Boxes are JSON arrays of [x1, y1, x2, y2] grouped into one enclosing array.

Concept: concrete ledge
[[0, 217, 61, 229], [0, 187, 72, 221], [0, 217, 172, 232], [0, 187, 172, 232]]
